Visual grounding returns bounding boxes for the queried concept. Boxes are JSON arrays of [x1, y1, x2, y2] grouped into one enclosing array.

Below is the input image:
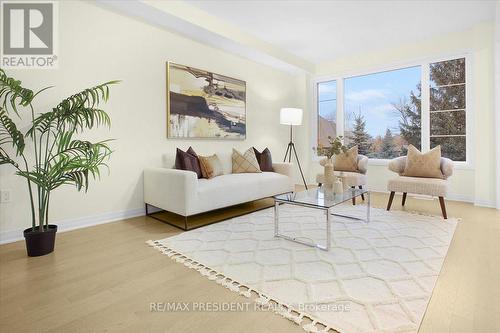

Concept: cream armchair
[[316, 155, 369, 205], [386, 156, 454, 219]]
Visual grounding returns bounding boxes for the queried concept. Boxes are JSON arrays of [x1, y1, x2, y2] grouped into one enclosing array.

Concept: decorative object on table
[[280, 107, 308, 189], [232, 148, 261, 173], [148, 204, 458, 333], [166, 62, 246, 140], [319, 157, 335, 187], [252, 147, 273, 171], [0, 69, 118, 256], [334, 177, 344, 193], [314, 135, 348, 188], [387, 145, 453, 219]]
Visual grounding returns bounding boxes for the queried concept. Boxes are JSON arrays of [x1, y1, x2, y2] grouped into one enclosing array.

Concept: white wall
[[308, 22, 496, 207], [495, 1, 500, 209], [0, 1, 308, 240]]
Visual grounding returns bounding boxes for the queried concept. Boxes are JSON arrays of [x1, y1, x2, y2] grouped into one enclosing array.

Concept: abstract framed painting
[[166, 62, 246, 139]]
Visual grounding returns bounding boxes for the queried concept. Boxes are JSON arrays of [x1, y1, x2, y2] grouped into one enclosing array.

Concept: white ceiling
[[186, 0, 496, 64]]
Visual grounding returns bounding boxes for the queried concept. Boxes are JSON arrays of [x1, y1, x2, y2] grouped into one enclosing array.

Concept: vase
[[323, 159, 335, 187]]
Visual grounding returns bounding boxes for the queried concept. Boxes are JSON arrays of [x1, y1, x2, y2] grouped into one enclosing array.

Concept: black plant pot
[[23, 225, 58, 257]]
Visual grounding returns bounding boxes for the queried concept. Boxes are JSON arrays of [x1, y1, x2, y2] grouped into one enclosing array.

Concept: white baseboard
[[447, 193, 474, 203], [0, 207, 145, 245], [473, 199, 497, 208], [375, 190, 498, 209], [371, 190, 475, 203]]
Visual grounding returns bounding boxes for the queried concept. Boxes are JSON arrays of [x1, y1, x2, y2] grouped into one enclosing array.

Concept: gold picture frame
[[166, 62, 246, 140]]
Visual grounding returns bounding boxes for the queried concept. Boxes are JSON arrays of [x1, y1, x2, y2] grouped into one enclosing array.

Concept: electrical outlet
[[0, 189, 11, 203]]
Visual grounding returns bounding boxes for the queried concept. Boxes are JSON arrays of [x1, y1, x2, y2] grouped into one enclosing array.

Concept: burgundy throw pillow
[[253, 147, 274, 172], [174, 147, 203, 178], [186, 146, 203, 178], [174, 148, 184, 170]]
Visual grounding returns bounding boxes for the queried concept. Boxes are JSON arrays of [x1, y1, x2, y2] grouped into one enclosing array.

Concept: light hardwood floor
[[1, 191, 499, 333]]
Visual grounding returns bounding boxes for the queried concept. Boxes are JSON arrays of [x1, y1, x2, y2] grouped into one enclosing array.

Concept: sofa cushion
[[388, 176, 447, 197], [195, 172, 291, 214]]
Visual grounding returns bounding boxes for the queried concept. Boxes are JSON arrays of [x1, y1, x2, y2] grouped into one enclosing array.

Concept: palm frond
[[26, 80, 118, 137], [0, 108, 25, 155], [19, 139, 113, 191], [49, 81, 119, 132], [0, 69, 38, 115], [0, 149, 18, 167]]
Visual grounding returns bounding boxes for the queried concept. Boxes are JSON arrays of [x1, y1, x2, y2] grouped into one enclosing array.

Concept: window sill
[[367, 158, 473, 170], [312, 156, 473, 170]]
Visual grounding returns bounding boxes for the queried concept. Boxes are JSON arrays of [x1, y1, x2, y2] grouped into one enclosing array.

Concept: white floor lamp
[[280, 108, 308, 189]]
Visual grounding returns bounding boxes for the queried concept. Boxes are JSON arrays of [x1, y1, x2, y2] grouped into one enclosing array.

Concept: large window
[[315, 56, 468, 162], [317, 80, 337, 147], [344, 66, 421, 159]]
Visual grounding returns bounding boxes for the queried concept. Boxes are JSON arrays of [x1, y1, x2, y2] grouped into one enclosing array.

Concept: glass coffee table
[[273, 187, 370, 251]]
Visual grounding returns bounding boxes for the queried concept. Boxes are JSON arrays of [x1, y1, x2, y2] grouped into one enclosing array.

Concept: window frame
[[311, 52, 473, 169], [316, 80, 339, 149]]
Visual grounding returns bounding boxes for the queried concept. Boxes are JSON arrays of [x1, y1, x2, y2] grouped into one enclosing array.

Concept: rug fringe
[[146, 240, 339, 333]]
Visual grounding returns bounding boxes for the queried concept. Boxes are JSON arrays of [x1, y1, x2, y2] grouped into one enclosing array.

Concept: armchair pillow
[[403, 145, 444, 179], [253, 147, 274, 172], [232, 148, 261, 173], [334, 146, 359, 172]]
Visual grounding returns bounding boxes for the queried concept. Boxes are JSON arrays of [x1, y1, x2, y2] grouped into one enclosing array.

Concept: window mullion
[[421, 64, 431, 152], [337, 78, 344, 140]]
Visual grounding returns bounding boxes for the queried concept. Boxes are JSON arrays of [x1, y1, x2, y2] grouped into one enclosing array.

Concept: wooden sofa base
[[145, 199, 275, 231]]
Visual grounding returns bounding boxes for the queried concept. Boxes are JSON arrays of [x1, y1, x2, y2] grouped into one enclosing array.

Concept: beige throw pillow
[[232, 148, 261, 173], [334, 146, 359, 172], [403, 145, 444, 179], [198, 154, 223, 179]]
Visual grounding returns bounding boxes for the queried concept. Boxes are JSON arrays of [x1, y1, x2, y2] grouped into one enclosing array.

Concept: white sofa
[[143, 152, 294, 227]]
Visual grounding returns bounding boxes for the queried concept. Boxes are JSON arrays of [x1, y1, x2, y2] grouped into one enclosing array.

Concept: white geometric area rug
[[147, 204, 458, 333]]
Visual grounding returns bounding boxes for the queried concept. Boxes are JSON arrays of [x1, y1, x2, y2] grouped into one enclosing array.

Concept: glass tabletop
[[274, 186, 368, 209]]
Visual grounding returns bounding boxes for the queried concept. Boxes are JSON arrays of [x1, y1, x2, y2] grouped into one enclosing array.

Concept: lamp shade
[[280, 108, 303, 126]]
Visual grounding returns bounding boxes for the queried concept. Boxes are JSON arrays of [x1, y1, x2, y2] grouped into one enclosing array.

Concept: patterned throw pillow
[[198, 154, 224, 179], [334, 146, 359, 172], [403, 145, 444, 179], [232, 148, 262, 173], [253, 147, 274, 172]]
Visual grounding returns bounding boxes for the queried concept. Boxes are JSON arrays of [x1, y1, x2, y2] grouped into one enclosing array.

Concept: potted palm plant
[[0, 69, 118, 256]]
